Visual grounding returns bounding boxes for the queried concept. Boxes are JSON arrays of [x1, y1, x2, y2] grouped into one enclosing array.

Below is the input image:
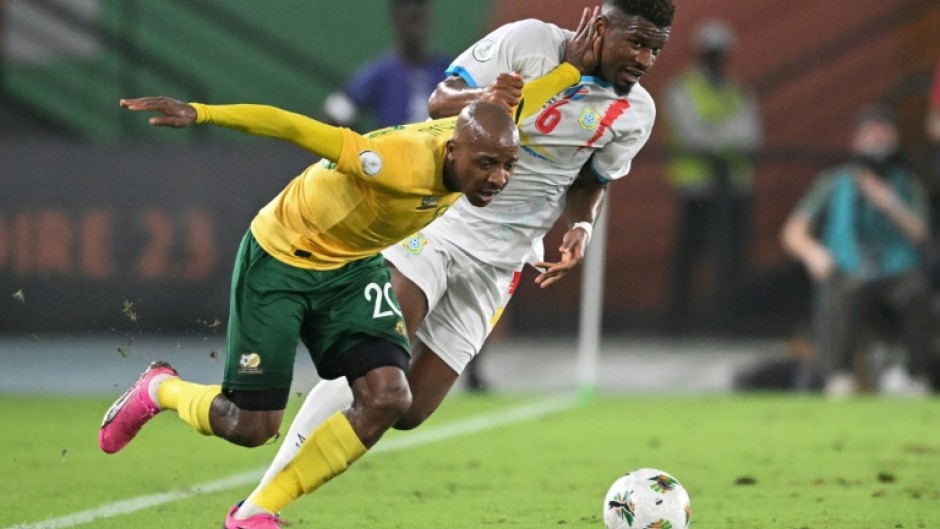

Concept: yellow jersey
[[254, 120, 460, 270], [191, 62, 580, 270]]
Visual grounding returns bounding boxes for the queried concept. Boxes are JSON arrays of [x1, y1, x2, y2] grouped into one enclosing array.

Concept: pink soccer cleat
[[223, 503, 283, 529], [98, 361, 178, 454]]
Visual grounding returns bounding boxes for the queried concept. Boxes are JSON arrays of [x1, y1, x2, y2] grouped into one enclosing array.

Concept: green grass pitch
[[1, 392, 938, 529]]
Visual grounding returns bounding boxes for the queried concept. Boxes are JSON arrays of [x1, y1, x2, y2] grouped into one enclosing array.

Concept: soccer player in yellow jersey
[[98, 13, 599, 529]]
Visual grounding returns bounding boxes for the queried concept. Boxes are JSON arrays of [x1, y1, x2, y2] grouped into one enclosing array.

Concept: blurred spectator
[[781, 107, 932, 397], [321, 0, 451, 129], [663, 19, 762, 334]]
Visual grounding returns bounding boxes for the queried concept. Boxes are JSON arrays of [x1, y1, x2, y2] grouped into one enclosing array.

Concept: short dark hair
[[603, 0, 676, 29]]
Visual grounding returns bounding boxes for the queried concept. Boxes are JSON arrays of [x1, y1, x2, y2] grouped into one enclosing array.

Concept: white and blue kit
[[382, 18, 657, 372]]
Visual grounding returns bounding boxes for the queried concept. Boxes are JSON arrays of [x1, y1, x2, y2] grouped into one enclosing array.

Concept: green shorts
[[223, 231, 411, 391]]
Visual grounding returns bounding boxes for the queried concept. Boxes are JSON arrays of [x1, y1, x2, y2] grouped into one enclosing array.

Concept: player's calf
[[348, 366, 412, 446], [212, 390, 288, 447], [340, 337, 413, 446]]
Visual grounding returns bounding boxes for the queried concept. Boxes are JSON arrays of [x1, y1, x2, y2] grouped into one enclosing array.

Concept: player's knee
[[343, 338, 412, 421], [216, 390, 286, 447], [366, 378, 412, 420]]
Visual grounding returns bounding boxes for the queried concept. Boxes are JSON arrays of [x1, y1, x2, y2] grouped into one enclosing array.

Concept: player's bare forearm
[[564, 165, 607, 227], [430, 75, 525, 118], [428, 77, 485, 118], [533, 166, 606, 288]]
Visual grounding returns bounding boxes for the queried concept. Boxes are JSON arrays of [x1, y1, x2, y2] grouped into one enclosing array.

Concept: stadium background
[[3, 5, 940, 528], [1, 0, 939, 341]]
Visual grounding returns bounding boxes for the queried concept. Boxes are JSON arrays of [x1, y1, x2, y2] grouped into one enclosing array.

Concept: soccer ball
[[603, 468, 691, 529]]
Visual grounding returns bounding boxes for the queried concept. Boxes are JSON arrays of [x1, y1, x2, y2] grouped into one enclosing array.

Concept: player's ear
[[594, 14, 608, 38], [445, 139, 456, 160]]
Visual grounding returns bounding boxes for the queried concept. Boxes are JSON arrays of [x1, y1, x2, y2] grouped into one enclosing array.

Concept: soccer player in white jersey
[[243, 0, 674, 504]]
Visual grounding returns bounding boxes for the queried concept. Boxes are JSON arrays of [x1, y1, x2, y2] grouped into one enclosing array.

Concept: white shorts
[[382, 228, 522, 374]]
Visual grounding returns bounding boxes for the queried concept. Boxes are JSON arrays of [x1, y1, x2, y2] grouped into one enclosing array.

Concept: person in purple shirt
[[322, 0, 452, 129]]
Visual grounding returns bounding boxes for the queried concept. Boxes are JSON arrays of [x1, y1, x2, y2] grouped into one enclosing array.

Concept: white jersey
[[433, 18, 656, 269]]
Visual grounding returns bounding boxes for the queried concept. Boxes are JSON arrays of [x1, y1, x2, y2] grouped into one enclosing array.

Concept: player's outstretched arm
[[120, 96, 345, 162]]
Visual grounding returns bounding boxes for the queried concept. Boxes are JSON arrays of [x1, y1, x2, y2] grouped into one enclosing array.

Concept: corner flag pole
[[576, 204, 608, 397]]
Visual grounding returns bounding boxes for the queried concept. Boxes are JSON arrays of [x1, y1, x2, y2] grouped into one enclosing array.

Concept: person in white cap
[[662, 19, 763, 335]]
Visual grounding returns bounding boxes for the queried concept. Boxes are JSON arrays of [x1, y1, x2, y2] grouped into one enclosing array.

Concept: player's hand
[[481, 73, 524, 113], [533, 226, 589, 288], [563, 6, 601, 74], [119, 96, 197, 128]]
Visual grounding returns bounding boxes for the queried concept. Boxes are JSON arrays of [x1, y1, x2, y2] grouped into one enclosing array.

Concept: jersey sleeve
[[588, 91, 656, 183], [191, 103, 344, 162], [335, 128, 435, 192], [446, 19, 564, 87]]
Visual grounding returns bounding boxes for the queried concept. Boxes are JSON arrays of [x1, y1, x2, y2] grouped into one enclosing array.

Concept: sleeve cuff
[[189, 102, 210, 124]]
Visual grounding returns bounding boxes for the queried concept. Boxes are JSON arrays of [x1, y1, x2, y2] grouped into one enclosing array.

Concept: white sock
[[240, 377, 354, 513], [147, 374, 175, 408], [234, 500, 273, 519]]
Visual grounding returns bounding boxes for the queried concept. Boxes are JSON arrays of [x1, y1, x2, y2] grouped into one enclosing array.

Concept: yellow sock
[[157, 378, 221, 436], [249, 411, 367, 513]]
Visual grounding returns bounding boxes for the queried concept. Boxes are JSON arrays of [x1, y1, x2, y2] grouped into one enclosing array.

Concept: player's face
[[596, 14, 670, 95], [447, 139, 518, 207]]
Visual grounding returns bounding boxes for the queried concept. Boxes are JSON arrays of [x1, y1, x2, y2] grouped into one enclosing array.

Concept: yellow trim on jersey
[[515, 62, 580, 122]]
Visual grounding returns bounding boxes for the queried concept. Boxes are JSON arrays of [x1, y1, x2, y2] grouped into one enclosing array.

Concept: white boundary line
[[5, 394, 578, 529]]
